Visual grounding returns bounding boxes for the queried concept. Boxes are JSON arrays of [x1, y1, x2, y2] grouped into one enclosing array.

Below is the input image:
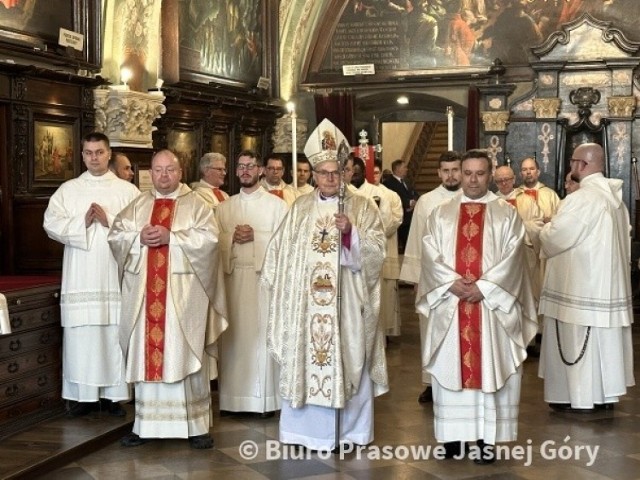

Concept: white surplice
[[43, 170, 139, 402], [417, 193, 538, 444], [215, 187, 288, 412], [538, 173, 635, 407], [357, 181, 403, 335], [400, 185, 461, 383]]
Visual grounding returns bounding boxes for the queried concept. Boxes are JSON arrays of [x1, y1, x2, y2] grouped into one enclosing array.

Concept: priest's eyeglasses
[[237, 163, 258, 171], [315, 170, 339, 178], [206, 166, 227, 173]]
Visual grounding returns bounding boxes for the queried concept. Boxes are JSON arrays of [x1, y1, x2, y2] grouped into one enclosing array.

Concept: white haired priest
[[262, 118, 388, 451]]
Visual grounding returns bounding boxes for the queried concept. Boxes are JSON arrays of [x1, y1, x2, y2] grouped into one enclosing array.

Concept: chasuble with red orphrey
[[144, 199, 175, 381]]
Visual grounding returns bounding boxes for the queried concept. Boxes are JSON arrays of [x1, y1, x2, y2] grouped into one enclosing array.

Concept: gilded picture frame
[[162, 0, 275, 93], [30, 116, 79, 189], [0, 0, 102, 71]]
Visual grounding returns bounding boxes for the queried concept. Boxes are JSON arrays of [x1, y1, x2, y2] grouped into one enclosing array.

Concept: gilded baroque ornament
[[310, 314, 334, 368], [94, 87, 166, 148], [540, 74, 554, 86], [561, 73, 609, 87], [481, 111, 510, 132], [311, 216, 339, 256], [532, 98, 561, 119], [607, 96, 636, 118], [613, 71, 631, 86], [488, 97, 502, 109]]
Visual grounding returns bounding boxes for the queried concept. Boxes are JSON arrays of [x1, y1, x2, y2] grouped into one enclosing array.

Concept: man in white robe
[[191, 152, 229, 209], [262, 119, 388, 451], [295, 158, 315, 195], [417, 150, 537, 463], [400, 151, 462, 403], [538, 143, 635, 411], [494, 166, 544, 304], [108, 149, 228, 449], [216, 150, 287, 414], [260, 155, 299, 207], [109, 153, 134, 182], [373, 160, 404, 336], [43, 132, 139, 417], [351, 157, 403, 337]]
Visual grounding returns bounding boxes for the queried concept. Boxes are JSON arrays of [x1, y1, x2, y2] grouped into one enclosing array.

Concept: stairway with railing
[[406, 122, 449, 195]]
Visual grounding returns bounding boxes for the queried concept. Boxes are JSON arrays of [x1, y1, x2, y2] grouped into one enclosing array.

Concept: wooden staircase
[[406, 122, 449, 195]]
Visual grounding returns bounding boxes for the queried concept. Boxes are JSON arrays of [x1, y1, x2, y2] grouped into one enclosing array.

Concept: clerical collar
[[155, 186, 181, 199], [461, 191, 493, 203], [318, 191, 337, 202]]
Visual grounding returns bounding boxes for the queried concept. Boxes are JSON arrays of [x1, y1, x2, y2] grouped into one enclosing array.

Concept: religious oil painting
[[0, 0, 101, 69], [167, 129, 199, 185], [211, 132, 230, 160], [0, 0, 72, 44], [177, 0, 263, 86], [241, 134, 262, 156], [33, 120, 76, 184], [319, 0, 640, 77]]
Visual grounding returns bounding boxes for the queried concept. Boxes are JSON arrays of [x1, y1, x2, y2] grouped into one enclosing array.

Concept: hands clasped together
[[233, 224, 255, 244], [141, 224, 170, 248], [449, 278, 484, 303], [85, 203, 109, 228]]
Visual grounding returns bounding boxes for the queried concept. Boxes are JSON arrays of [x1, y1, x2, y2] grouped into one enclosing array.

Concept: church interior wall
[[2, 2, 640, 274]]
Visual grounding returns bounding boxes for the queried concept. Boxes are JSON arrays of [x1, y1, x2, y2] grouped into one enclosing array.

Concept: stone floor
[[18, 288, 640, 479]]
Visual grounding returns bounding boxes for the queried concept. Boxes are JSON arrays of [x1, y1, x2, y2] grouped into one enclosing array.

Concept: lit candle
[[287, 102, 297, 189], [120, 67, 132, 90], [446, 106, 453, 151]]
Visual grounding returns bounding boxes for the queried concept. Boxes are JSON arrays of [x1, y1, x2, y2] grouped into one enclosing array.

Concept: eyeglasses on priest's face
[[315, 170, 339, 179], [237, 163, 258, 171]]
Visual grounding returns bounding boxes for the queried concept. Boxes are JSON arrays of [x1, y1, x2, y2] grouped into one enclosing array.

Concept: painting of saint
[[178, 0, 262, 84]]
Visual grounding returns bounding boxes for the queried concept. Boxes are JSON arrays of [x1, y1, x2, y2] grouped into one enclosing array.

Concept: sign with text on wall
[[58, 28, 84, 51], [342, 64, 375, 76]]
